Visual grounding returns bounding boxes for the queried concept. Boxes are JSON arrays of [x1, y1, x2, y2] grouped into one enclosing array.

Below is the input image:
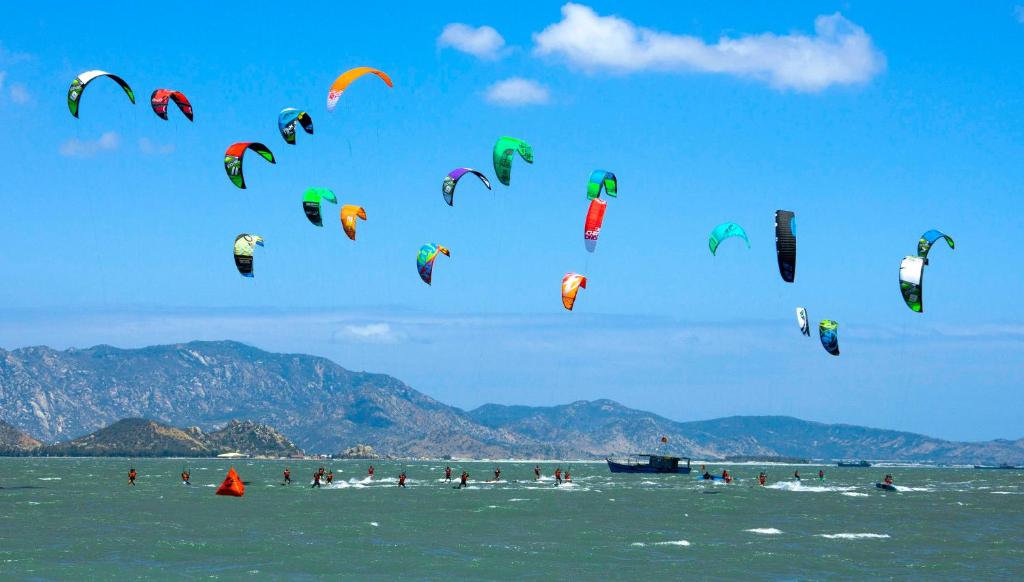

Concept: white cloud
[[533, 3, 885, 92], [138, 137, 176, 155], [9, 82, 30, 104], [438, 23, 507, 59], [59, 131, 120, 158], [336, 323, 404, 344], [484, 77, 551, 106]]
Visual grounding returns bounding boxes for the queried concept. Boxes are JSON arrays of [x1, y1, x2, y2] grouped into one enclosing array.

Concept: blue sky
[[1, 2, 1022, 441]]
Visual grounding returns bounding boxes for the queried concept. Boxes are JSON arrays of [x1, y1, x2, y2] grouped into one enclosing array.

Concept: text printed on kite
[[67, 70, 135, 118], [302, 188, 338, 227], [417, 244, 450, 285], [562, 273, 587, 311], [584, 198, 607, 253], [492, 137, 534, 186], [326, 67, 393, 112], [223, 143, 276, 189], [900, 229, 954, 313], [442, 168, 492, 206], [279, 108, 314, 144], [150, 89, 193, 121], [233, 234, 264, 278], [340, 205, 367, 241]]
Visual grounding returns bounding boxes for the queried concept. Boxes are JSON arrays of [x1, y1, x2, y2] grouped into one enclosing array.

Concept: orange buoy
[[216, 467, 245, 497]]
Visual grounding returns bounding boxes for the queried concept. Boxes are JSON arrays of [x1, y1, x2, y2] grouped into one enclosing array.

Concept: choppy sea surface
[[1, 459, 1022, 580]]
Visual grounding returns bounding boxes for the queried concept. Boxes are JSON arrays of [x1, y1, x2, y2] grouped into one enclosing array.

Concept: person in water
[[312, 471, 321, 488], [283, 468, 291, 485], [702, 470, 712, 480], [181, 470, 190, 485], [884, 474, 894, 485], [533, 465, 541, 480], [326, 470, 334, 485], [758, 472, 767, 486], [318, 467, 326, 481], [444, 466, 452, 482], [818, 469, 825, 481], [793, 470, 801, 481], [722, 469, 732, 484], [493, 467, 501, 481], [458, 471, 469, 489], [368, 465, 375, 480], [128, 468, 137, 486], [398, 471, 407, 488], [554, 467, 562, 485], [564, 469, 572, 483]]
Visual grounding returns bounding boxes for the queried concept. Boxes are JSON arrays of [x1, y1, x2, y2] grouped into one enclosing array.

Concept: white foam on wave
[[766, 481, 855, 493], [37, 477, 61, 481], [369, 522, 379, 527], [841, 491, 869, 497], [817, 533, 890, 540], [991, 491, 1021, 495], [632, 540, 691, 547], [507, 498, 532, 502], [745, 528, 782, 535], [893, 486, 932, 492]]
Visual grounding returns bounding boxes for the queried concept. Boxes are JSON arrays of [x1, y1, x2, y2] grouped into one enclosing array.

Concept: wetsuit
[[368, 466, 375, 480], [312, 473, 321, 488], [326, 472, 334, 484], [283, 470, 291, 485], [458, 473, 469, 489], [444, 467, 452, 482], [181, 472, 190, 485], [758, 473, 766, 486], [399, 473, 406, 488], [565, 472, 571, 482], [554, 469, 562, 485], [534, 467, 540, 480], [494, 468, 501, 481], [128, 470, 137, 486]]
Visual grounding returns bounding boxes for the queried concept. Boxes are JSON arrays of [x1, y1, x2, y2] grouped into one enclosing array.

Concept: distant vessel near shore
[[837, 460, 872, 467], [973, 463, 1020, 470], [606, 454, 691, 474]]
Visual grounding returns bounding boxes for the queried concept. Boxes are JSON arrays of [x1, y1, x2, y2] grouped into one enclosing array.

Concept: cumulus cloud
[[59, 131, 120, 158], [484, 77, 551, 106], [138, 137, 176, 155], [336, 323, 404, 344], [533, 3, 885, 92], [438, 23, 507, 59]]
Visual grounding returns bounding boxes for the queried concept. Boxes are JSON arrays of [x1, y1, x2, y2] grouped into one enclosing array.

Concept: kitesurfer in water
[[398, 472, 407, 488], [128, 468, 137, 486], [533, 465, 541, 480], [818, 469, 825, 481], [326, 470, 334, 485], [458, 471, 469, 489], [181, 469, 190, 485], [702, 470, 712, 480], [493, 467, 501, 481], [312, 471, 321, 488], [368, 465, 375, 480], [793, 470, 801, 481], [283, 468, 291, 485], [884, 474, 894, 486], [444, 466, 452, 482], [318, 467, 326, 481], [758, 472, 767, 486], [564, 469, 572, 483], [722, 469, 732, 484], [554, 467, 562, 485]]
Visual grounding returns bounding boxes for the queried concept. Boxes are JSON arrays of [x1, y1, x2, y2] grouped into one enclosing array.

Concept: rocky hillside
[[0, 419, 41, 453], [38, 418, 302, 457]]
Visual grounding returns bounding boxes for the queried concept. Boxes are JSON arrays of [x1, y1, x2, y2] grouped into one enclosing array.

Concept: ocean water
[[1, 459, 1022, 579]]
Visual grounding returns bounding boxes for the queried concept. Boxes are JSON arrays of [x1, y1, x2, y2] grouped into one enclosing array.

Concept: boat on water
[[606, 454, 691, 474], [837, 460, 871, 468], [973, 463, 1021, 470]]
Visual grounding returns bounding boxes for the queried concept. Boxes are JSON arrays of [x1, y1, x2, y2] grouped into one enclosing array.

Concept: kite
[[775, 210, 796, 283], [67, 70, 135, 118], [561, 273, 587, 311], [587, 170, 618, 200], [417, 243, 449, 285], [709, 222, 750, 255], [233, 234, 264, 278], [150, 89, 193, 121], [442, 168, 491, 206], [917, 229, 955, 259], [796, 307, 810, 336], [340, 205, 366, 240], [492, 137, 533, 186], [819, 320, 840, 356], [900, 229, 955, 312], [584, 198, 607, 253], [302, 188, 337, 227], [224, 142, 275, 189], [326, 67, 393, 112], [278, 108, 313, 144]]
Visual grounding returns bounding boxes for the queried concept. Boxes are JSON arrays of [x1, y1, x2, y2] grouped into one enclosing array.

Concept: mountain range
[[1, 340, 1021, 463]]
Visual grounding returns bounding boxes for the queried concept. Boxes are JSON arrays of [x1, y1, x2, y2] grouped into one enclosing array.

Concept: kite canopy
[[278, 108, 314, 144], [233, 234, 264, 278], [442, 168, 491, 206], [340, 205, 366, 240], [150, 89, 193, 121], [819, 320, 840, 356], [775, 210, 796, 283], [584, 198, 607, 253], [796, 307, 810, 336], [302, 188, 337, 227], [561, 273, 587, 311], [223, 142, 275, 189], [417, 243, 449, 285], [899, 256, 925, 312], [917, 229, 954, 259], [326, 67, 393, 111], [708, 222, 750, 255], [215, 467, 245, 497], [587, 170, 618, 200], [492, 137, 533, 186], [67, 70, 135, 118]]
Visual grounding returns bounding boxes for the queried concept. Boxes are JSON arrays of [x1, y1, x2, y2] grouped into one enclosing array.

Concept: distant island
[[1, 341, 1022, 464]]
